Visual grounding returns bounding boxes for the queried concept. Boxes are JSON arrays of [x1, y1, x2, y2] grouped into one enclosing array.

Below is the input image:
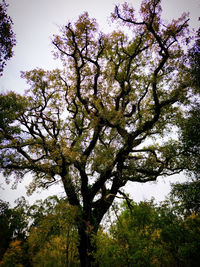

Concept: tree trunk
[[78, 222, 98, 267]]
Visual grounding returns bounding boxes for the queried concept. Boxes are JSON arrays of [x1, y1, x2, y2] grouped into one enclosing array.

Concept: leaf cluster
[[0, 0, 16, 75]]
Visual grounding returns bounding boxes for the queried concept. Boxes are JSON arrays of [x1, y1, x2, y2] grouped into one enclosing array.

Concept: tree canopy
[[0, 0, 194, 265]]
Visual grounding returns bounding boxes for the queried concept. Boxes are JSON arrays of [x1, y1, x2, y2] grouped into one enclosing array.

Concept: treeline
[[0, 180, 200, 267]]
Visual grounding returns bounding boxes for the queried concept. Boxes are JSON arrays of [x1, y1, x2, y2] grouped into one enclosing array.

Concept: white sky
[[0, 0, 199, 206]]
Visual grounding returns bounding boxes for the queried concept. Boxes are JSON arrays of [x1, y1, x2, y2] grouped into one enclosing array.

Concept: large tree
[[0, 0, 191, 265]]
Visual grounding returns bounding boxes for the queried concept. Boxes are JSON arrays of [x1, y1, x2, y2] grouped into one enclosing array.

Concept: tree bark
[[78, 222, 98, 267]]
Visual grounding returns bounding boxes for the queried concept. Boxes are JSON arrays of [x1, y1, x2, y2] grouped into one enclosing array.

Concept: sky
[[0, 0, 199, 206]]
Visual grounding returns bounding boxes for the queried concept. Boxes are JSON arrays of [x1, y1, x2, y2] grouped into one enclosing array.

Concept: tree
[[187, 24, 200, 94], [96, 199, 200, 267], [97, 201, 164, 266], [180, 104, 200, 176], [157, 200, 200, 267], [178, 25, 200, 176], [170, 180, 200, 217], [0, 200, 11, 260], [0, 196, 79, 266], [27, 197, 79, 266], [0, 240, 24, 267], [0, 198, 28, 262], [169, 26, 200, 224], [0, 0, 16, 76], [0, 0, 191, 265]]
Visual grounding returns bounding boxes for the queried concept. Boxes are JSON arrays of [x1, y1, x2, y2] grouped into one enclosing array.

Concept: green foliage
[[0, 92, 27, 136], [27, 197, 79, 267], [158, 204, 200, 267], [0, 198, 28, 261], [187, 26, 200, 94], [0, 196, 79, 266], [176, 27, 200, 179], [0, 0, 16, 75], [179, 104, 200, 179], [95, 199, 200, 267], [170, 180, 200, 216], [99, 201, 165, 267], [0, 240, 24, 267]]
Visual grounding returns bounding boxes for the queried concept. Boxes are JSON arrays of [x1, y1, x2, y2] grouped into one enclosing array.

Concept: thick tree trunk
[[78, 222, 98, 267]]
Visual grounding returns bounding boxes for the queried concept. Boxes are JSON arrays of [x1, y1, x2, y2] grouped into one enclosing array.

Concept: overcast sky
[[0, 0, 199, 206]]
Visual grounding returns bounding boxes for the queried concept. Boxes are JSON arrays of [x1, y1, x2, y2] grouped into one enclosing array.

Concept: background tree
[[27, 196, 79, 266], [0, 198, 29, 266], [0, 0, 191, 265], [0, 198, 28, 261], [180, 104, 200, 177], [95, 199, 200, 267], [158, 199, 200, 267], [0, 200, 10, 260], [96, 201, 164, 266], [187, 24, 200, 94], [171, 26, 200, 222], [0, 240, 25, 267], [179, 26, 200, 177], [0, 196, 79, 267], [169, 180, 200, 217], [0, 0, 16, 76]]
